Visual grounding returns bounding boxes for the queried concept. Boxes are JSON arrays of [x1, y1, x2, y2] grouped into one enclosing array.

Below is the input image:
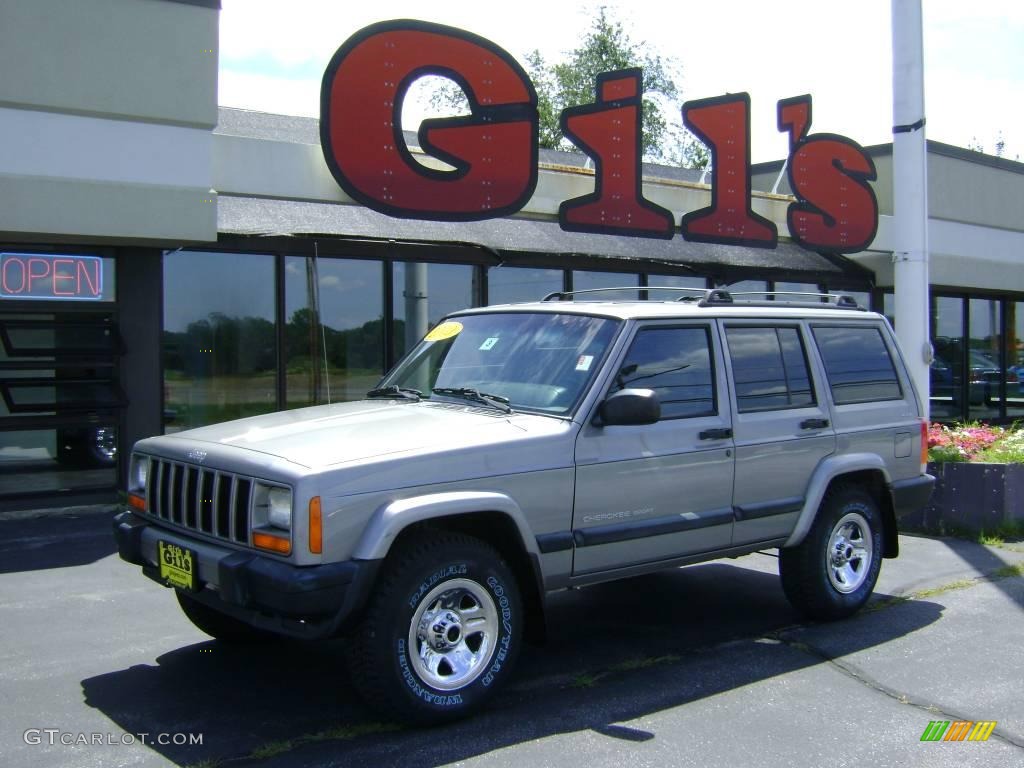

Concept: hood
[[159, 400, 569, 470]]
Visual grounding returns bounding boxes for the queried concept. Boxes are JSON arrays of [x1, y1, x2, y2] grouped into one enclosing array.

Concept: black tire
[[779, 484, 883, 621], [348, 531, 522, 725], [175, 591, 278, 643]]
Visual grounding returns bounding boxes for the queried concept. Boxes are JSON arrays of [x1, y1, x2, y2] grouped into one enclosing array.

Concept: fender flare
[[351, 490, 541, 562], [784, 453, 891, 548]]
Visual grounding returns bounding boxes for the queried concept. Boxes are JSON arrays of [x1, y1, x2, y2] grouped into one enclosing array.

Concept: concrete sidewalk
[[0, 511, 1022, 767]]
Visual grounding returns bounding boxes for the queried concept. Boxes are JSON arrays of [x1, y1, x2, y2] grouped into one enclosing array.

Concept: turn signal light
[[127, 492, 146, 511], [309, 496, 323, 554], [253, 531, 291, 555]]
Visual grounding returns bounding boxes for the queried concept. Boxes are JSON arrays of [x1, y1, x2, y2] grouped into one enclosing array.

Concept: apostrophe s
[[779, 95, 878, 254]]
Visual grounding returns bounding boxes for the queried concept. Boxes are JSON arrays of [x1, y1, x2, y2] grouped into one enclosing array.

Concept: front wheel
[[779, 484, 883, 621], [348, 532, 522, 724]]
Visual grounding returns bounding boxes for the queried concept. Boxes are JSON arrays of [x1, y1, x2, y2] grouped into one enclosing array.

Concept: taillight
[[920, 419, 929, 469]]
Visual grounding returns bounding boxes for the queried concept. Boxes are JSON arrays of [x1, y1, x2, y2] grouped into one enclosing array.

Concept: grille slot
[[147, 458, 255, 545]]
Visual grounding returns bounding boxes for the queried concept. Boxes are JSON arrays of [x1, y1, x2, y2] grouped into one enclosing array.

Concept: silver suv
[[114, 288, 935, 723]]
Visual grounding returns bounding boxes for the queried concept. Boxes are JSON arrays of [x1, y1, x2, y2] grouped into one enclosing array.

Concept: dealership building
[[1, 0, 1023, 510]]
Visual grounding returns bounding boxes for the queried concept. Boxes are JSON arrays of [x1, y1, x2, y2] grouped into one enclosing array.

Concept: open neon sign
[[0, 253, 104, 301], [321, 20, 878, 255]]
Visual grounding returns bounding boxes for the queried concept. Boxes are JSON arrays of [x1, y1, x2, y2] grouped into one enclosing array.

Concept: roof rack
[[541, 286, 864, 310], [542, 286, 711, 302]]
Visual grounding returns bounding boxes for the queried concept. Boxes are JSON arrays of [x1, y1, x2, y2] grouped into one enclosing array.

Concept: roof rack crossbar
[[723, 291, 861, 308], [542, 286, 713, 302]]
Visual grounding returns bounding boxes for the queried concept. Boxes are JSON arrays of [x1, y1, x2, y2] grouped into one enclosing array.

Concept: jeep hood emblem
[[187, 449, 207, 463]]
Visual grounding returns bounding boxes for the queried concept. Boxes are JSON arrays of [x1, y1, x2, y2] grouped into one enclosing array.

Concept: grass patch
[[569, 654, 682, 690], [243, 722, 401, 764]]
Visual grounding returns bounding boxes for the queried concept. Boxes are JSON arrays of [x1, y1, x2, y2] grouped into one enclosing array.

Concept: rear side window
[[812, 325, 902, 404], [726, 326, 815, 412], [613, 326, 715, 419]]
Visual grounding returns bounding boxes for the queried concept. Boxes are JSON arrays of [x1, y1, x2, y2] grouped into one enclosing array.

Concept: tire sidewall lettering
[[398, 566, 517, 702]]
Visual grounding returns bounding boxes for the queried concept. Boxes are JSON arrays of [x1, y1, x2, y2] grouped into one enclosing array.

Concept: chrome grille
[[148, 458, 252, 544]]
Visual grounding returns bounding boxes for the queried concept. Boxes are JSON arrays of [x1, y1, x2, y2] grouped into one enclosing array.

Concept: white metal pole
[[891, 0, 931, 417]]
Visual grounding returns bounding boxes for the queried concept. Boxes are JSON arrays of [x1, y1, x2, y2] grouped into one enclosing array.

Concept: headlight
[[130, 455, 149, 492], [267, 487, 292, 531]]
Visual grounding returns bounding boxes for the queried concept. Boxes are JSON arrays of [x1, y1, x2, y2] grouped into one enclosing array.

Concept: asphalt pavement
[[1, 509, 1022, 768]]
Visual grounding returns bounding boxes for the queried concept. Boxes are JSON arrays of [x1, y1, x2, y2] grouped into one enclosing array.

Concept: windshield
[[378, 312, 620, 415]]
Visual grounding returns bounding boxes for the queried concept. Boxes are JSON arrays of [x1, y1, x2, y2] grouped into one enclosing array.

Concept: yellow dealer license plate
[[158, 541, 197, 591]]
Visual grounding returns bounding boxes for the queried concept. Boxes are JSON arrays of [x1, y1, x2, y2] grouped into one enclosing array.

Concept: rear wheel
[[348, 531, 522, 724], [780, 484, 883, 620], [175, 591, 277, 643]]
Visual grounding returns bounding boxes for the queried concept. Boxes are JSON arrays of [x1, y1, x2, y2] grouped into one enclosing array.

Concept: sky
[[218, 0, 1023, 164]]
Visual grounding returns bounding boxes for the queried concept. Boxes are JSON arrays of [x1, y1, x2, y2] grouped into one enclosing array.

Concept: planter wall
[[900, 462, 1024, 534]]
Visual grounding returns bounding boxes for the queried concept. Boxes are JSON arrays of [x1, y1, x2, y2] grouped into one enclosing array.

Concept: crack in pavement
[[770, 626, 1024, 750]]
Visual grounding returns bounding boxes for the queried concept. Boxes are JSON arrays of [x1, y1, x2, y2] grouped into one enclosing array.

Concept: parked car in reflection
[[931, 344, 1018, 407]]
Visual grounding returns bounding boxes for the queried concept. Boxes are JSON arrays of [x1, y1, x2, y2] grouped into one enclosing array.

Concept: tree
[[430, 7, 707, 167]]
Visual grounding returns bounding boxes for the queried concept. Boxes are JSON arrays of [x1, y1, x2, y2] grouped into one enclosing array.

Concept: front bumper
[[113, 511, 379, 639]]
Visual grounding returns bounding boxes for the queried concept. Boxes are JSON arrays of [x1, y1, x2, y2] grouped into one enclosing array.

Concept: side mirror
[[595, 388, 661, 426]]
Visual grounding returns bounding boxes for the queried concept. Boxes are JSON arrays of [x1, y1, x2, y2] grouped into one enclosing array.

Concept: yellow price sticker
[[424, 321, 463, 342]]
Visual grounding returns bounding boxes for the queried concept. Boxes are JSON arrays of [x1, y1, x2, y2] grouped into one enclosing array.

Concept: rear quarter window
[[812, 325, 902, 404]]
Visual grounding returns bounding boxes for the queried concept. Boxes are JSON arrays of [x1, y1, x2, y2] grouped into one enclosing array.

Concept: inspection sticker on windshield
[[424, 321, 463, 342], [576, 355, 594, 371], [479, 337, 500, 351]]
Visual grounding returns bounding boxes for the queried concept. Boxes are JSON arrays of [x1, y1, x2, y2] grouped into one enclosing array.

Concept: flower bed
[[902, 423, 1024, 535]]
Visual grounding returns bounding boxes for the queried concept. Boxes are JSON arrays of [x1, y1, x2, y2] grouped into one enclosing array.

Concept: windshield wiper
[[431, 387, 512, 413], [366, 385, 422, 401]]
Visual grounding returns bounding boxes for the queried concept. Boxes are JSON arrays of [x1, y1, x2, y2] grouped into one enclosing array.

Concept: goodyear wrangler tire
[[348, 532, 522, 724], [779, 484, 883, 621]]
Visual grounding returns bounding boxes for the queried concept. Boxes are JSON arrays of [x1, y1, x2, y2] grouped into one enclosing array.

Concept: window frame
[[608, 322, 719, 421], [810, 322, 905, 406], [724, 323, 818, 414]]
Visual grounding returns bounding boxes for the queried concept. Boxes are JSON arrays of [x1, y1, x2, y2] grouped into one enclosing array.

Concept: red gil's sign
[[0, 253, 104, 301], [321, 20, 878, 255]]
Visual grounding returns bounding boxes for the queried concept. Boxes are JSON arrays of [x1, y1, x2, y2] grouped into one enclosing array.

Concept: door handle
[[800, 418, 830, 430], [699, 427, 733, 440]]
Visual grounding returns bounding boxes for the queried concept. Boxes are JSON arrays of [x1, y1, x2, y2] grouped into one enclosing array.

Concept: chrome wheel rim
[[826, 512, 873, 594], [408, 578, 498, 691]]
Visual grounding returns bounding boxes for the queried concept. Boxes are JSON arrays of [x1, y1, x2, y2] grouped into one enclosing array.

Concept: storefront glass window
[[488, 267, 563, 304], [721, 280, 768, 298], [392, 262, 475, 362], [572, 271, 640, 299], [645, 274, 706, 300], [285, 257, 384, 407], [0, 311, 120, 498], [162, 251, 277, 432], [931, 296, 964, 421], [968, 298, 1002, 421], [1008, 302, 1024, 419], [773, 281, 820, 300]]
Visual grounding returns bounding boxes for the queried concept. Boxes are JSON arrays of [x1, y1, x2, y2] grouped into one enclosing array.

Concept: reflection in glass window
[[572, 271, 640, 300], [774, 281, 820, 300], [813, 326, 901, 405], [163, 251, 277, 432], [381, 312, 619, 415], [393, 262, 475, 361], [721, 280, 767, 298], [931, 296, 964, 421], [613, 327, 715, 419], [1008, 302, 1024, 419], [727, 326, 814, 412], [968, 298, 1002, 421], [285, 257, 384, 407], [645, 274, 707, 301], [488, 267, 563, 305]]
